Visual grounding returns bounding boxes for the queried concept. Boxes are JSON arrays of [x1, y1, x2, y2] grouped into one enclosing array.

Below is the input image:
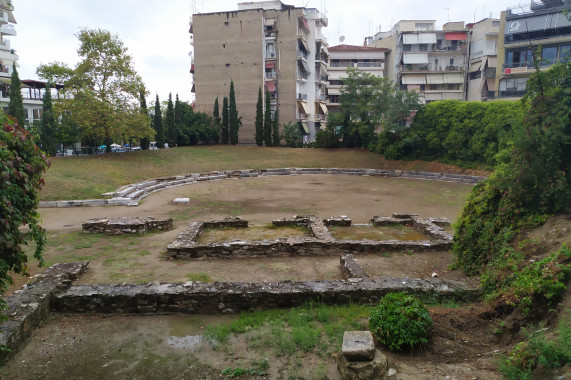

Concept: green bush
[[369, 292, 433, 351]]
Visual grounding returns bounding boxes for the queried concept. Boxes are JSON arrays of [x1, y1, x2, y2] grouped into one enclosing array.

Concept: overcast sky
[[14, 0, 517, 103]]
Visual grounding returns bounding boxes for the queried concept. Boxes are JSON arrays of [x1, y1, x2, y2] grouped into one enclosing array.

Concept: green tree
[[8, 63, 26, 126], [36, 28, 153, 151], [165, 93, 176, 146], [139, 89, 151, 150], [264, 88, 272, 146], [282, 121, 302, 148], [338, 67, 420, 148], [221, 96, 229, 144], [255, 87, 263, 146], [0, 114, 49, 311], [39, 83, 58, 156], [229, 80, 239, 145], [213, 97, 221, 143], [272, 105, 280, 147], [153, 94, 164, 146]]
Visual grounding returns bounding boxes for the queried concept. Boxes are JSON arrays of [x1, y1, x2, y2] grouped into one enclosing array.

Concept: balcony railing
[[330, 61, 383, 68], [297, 113, 307, 120], [265, 72, 277, 80], [483, 67, 496, 78], [297, 50, 308, 60], [266, 52, 276, 59], [297, 71, 309, 81], [297, 93, 308, 101]]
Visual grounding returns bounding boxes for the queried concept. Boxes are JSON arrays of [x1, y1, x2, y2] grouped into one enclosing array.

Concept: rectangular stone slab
[[342, 331, 375, 361]]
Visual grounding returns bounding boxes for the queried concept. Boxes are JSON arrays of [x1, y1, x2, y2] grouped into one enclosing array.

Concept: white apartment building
[[466, 18, 500, 101]]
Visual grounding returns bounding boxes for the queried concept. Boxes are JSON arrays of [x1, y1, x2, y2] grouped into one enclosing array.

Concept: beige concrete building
[[191, 1, 328, 143], [326, 44, 389, 113], [466, 18, 499, 101], [369, 20, 469, 104], [496, 0, 571, 100]]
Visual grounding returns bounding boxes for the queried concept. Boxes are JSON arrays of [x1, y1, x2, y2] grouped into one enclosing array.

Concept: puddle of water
[[166, 314, 238, 349], [329, 225, 430, 241]]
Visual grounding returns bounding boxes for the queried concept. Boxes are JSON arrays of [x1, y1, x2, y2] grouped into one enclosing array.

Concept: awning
[[301, 122, 309, 134], [265, 81, 276, 92], [265, 18, 276, 26], [427, 73, 463, 84], [419, 33, 436, 44], [426, 74, 444, 84], [298, 59, 310, 73], [479, 78, 488, 92], [319, 103, 328, 114], [265, 61, 276, 69], [401, 74, 426, 84], [298, 38, 310, 53], [299, 16, 310, 32], [407, 84, 421, 90], [403, 34, 418, 44], [486, 78, 496, 91], [403, 53, 428, 64], [445, 32, 467, 41], [0, 77, 30, 88], [468, 60, 482, 73], [481, 57, 488, 70], [298, 100, 310, 114], [327, 88, 341, 95], [487, 56, 497, 68]]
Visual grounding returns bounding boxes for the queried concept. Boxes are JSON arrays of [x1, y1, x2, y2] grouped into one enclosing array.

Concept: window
[[449, 58, 454, 65], [419, 44, 428, 51], [415, 22, 433, 30], [542, 46, 557, 65], [469, 71, 482, 80], [403, 44, 411, 51], [32, 109, 42, 121], [560, 45, 571, 61], [492, 21, 500, 27], [428, 84, 437, 90]]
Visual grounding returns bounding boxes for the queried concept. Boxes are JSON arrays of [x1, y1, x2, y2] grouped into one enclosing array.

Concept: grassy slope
[[41, 145, 489, 201]]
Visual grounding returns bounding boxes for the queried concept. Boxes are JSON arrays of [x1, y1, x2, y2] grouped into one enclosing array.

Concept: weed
[[187, 273, 211, 282]]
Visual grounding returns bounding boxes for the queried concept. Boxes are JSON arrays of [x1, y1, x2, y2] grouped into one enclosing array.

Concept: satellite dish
[[339, 36, 345, 43]]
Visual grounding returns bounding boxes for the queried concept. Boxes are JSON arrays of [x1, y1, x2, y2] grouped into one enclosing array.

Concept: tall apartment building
[[496, 0, 571, 99], [369, 20, 469, 104], [0, 0, 18, 110], [191, 1, 328, 143], [466, 18, 499, 101], [326, 44, 388, 113]]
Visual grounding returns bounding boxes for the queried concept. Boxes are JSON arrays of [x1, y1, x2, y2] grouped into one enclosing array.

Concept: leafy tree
[[282, 122, 302, 148], [264, 88, 272, 146], [255, 88, 263, 146], [0, 114, 49, 311], [8, 63, 25, 126], [221, 96, 229, 144], [338, 67, 420, 148], [165, 93, 176, 146], [153, 94, 164, 146], [36, 28, 153, 150], [139, 89, 151, 150], [229, 80, 239, 145], [272, 105, 280, 147], [39, 83, 58, 156]]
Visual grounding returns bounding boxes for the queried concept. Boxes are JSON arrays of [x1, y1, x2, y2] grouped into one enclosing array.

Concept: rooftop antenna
[[445, 7, 450, 22], [339, 35, 345, 44]]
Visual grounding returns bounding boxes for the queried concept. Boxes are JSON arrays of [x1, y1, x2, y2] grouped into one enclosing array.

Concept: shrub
[[369, 292, 433, 351]]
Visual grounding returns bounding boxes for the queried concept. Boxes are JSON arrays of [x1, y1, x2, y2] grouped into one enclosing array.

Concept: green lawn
[[41, 145, 488, 201]]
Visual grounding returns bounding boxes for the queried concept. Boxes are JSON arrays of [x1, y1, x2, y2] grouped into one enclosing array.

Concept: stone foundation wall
[[40, 168, 485, 208], [82, 217, 173, 235], [0, 262, 89, 363], [167, 214, 452, 260]]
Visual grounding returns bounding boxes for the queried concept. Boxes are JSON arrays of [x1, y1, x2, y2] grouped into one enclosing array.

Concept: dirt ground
[[6, 176, 568, 379]]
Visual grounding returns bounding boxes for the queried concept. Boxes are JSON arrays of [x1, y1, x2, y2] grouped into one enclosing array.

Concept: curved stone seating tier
[[39, 168, 486, 208]]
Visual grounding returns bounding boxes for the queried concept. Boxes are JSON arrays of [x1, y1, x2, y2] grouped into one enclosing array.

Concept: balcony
[[483, 67, 496, 78], [297, 50, 308, 60], [265, 71, 277, 80], [297, 93, 308, 101], [0, 24, 15, 36], [266, 52, 277, 60], [297, 113, 307, 120], [296, 71, 309, 81]]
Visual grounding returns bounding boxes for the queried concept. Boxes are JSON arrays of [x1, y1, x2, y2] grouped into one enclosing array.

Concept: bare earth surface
[[1, 174, 525, 379]]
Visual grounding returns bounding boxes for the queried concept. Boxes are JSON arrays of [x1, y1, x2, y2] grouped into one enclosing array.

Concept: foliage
[[255, 88, 263, 146], [369, 292, 433, 351], [165, 93, 176, 146], [7, 64, 25, 126], [152, 94, 164, 146], [453, 61, 571, 317], [39, 82, 58, 156], [372, 100, 521, 166], [212, 97, 221, 144], [175, 101, 217, 146], [0, 114, 49, 310], [221, 96, 229, 144], [264, 88, 272, 146], [36, 28, 153, 150], [499, 311, 571, 379], [229, 80, 239, 145], [139, 89, 150, 150], [282, 122, 302, 148], [272, 106, 280, 147], [337, 67, 420, 148]]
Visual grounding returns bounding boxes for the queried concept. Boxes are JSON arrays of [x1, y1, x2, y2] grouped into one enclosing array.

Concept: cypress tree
[[255, 87, 263, 146], [174, 94, 186, 146], [40, 82, 57, 156], [8, 63, 26, 126], [153, 94, 164, 146], [213, 97, 221, 144], [221, 96, 229, 144], [139, 90, 150, 150], [165, 93, 176, 146], [263, 88, 272, 146], [272, 105, 280, 147], [229, 80, 239, 145]]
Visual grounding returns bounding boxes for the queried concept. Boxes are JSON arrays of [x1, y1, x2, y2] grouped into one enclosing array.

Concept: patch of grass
[[187, 272, 211, 282]]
